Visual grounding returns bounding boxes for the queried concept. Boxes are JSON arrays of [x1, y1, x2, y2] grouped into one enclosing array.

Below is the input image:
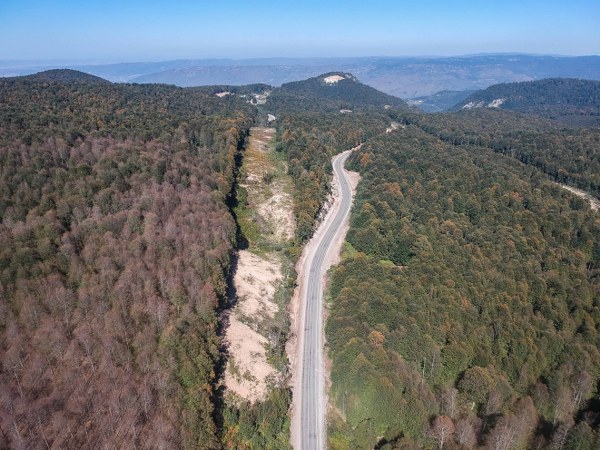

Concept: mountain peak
[[269, 72, 411, 113]]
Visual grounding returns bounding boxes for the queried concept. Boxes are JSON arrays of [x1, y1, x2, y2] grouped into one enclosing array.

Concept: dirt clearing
[[223, 127, 296, 403], [224, 250, 282, 402]]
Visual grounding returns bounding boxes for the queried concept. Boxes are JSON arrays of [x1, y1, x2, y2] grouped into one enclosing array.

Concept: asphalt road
[[298, 149, 354, 450]]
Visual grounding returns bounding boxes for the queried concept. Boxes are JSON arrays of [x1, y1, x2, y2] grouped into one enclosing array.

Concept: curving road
[[294, 148, 356, 450]]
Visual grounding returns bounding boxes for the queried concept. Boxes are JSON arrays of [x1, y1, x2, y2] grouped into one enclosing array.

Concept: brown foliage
[[430, 415, 455, 449], [0, 78, 254, 448]]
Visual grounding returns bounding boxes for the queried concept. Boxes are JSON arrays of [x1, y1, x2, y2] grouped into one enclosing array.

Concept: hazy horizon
[[2, 52, 600, 67], [1, 0, 599, 61]]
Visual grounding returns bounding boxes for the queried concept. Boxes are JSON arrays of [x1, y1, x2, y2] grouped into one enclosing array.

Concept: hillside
[[22, 68, 111, 84], [327, 123, 600, 448], [0, 72, 255, 448], [410, 109, 600, 197], [454, 78, 600, 126], [267, 72, 411, 114]]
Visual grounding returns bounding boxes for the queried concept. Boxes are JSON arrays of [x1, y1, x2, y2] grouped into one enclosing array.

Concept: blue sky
[[1, 0, 598, 61]]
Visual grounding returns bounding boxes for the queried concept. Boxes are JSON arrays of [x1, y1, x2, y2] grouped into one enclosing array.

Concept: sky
[[1, 0, 599, 62]]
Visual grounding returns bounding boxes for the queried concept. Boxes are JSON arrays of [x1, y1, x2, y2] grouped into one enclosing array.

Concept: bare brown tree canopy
[[0, 71, 254, 449]]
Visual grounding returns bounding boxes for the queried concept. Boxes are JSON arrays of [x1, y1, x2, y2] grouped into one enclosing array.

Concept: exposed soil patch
[[386, 122, 400, 133], [224, 316, 278, 403], [223, 127, 295, 403], [240, 127, 295, 241], [324, 75, 345, 84], [234, 250, 281, 321], [224, 250, 282, 402]]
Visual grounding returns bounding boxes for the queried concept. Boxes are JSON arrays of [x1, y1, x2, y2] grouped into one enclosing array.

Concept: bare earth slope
[[224, 127, 295, 403]]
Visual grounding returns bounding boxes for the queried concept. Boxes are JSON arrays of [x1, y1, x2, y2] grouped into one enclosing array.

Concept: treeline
[[327, 125, 600, 448], [276, 112, 390, 242], [409, 109, 600, 197], [0, 72, 254, 448]]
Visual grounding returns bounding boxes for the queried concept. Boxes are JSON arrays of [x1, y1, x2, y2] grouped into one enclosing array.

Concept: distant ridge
[[108, 55, 600, 97], [3, 55, 600, 98], [453, 78, 600, 126], [21, 69, 110, 84]]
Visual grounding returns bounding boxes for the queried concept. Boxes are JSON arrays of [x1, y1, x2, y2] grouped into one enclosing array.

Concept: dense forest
[[276, 112, 390, 243], [326, 123, 600, 448], [408, 110, 600, 197], [2, 68, 600, 449], [267, 76, 600, 449], [0, 70, 255, 448], [453, 78, 600, 126], [0, 68, 409, 449]]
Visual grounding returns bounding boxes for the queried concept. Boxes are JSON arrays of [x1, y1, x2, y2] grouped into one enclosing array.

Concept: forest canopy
[[0, 71, 255, 449], [326, 120, 600, 449], [453, 78, 600, 126], [2, 69, 600, 450]]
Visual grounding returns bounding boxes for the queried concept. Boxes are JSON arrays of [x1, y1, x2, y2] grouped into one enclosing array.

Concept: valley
[[1, 69, 599, 449]]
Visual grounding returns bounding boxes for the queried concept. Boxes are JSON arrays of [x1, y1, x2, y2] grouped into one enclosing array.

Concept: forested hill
[[409, 109, 600, 197], [268, 79, 600, 447], [21, 68, 111, 84], [266, 72, 412, 114], [261, 66, 600, 450], [327, 123, 600, 449], [0, 71, 255, 448], [453, 78, 600, 126], [0, 69, 255, 144]]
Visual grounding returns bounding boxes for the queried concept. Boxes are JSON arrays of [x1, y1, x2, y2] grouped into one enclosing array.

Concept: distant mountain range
[[2, 54, 600, 99]]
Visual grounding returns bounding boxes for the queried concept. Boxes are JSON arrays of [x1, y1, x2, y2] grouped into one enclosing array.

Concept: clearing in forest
[[224, 127, 296, 403]]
